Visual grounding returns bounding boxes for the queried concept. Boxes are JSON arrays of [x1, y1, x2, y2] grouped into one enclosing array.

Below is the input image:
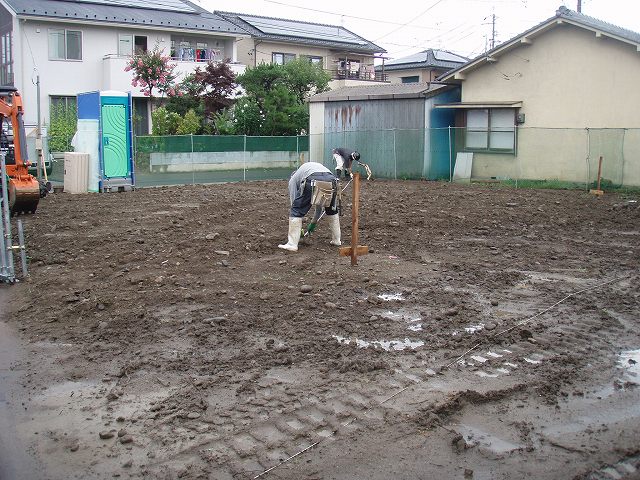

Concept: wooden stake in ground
[[589, 156, 604, 196], [339, 172, 368, 266]]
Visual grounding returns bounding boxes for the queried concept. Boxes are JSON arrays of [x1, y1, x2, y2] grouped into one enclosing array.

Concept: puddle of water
[[523, 357, 542, 364], [470, 355, 488, 363], [465, 324, 485, 334], [455, 424, 524, 453], [378, 293, 404, 301], [619, 349, 640, 377], [333, 335, 424, 351]]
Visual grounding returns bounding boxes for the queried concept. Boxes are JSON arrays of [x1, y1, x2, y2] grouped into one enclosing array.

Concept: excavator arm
[[0, 86, 42, 215]]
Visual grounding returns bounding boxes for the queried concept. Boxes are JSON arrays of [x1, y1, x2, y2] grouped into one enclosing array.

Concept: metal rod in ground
[[351, 172, 360, 266], [17, 219, 27, 277]]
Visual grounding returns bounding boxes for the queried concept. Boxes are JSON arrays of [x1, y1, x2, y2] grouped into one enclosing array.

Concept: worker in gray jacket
[[332, 147, 360, 179], [278, 162, 341, 252]]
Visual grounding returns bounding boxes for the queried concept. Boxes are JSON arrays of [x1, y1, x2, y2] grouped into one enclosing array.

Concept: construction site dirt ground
[[1, 179, 639, 480]]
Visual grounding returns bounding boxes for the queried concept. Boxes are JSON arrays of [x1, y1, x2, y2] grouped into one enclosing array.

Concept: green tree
[[176, 109, 202, 135], [165, 74, 203, 117], [125, 46, 179, 102], [48, 102, 77, 152], [151, 107, 181, 135], [234, 58, 330, 135]]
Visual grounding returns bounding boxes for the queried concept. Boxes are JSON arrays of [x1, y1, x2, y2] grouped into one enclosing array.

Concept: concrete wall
[[458, 24, 640, 186], [149, 150, 303, 172], [13, 19, 238, 126]]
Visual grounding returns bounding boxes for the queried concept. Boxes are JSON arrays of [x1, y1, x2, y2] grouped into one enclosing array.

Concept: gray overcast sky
[[193, 0, 640, 61]]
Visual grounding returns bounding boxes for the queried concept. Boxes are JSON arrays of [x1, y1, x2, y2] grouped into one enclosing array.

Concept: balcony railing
[[327, 69, 387, 82]]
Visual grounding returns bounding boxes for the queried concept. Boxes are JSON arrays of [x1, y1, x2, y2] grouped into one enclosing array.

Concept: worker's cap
[[351, 151, 361, 161]]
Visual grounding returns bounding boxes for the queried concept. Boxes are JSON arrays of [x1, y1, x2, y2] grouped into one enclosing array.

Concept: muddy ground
[[1, 178, 639, 480]]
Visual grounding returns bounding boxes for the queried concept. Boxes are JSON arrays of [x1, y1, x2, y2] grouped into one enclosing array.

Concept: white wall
[[15, 18, 241, 126]]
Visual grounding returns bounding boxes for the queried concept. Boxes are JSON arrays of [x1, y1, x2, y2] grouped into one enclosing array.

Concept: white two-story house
[[0, 0, 248, 134]]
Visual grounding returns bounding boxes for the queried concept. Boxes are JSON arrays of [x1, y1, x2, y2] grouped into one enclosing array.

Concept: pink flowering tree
[[125, 46, 180, 102]]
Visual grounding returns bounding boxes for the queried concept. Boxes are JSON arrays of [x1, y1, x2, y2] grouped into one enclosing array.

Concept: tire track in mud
[[140, 273, 637, 479]]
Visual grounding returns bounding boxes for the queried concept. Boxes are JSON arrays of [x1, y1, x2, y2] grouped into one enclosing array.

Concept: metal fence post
[[190, 133, 195, 186], [0, 153, 15, 283], [393, 128, 397, 180], [243, 135, 247, 182], [448, 126, 453, 182]]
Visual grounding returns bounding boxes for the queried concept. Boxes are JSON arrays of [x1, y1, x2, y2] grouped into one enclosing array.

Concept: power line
[[374, 0, 449, 42]]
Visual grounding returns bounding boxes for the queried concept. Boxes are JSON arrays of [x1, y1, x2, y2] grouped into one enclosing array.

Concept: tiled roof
[[378, 49, 468, 72], [309, 82, 452, 102], [216, 11, 385, 54], [441, 6, 640, 81], [4, 0, 245, 35]]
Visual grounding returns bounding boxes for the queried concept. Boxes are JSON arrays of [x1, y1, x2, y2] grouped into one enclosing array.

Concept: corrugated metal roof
[[4, 0, 244, 34], [309, 82, 452, 102], [441, 6, 640, 81], [216, 11, 385, 54]]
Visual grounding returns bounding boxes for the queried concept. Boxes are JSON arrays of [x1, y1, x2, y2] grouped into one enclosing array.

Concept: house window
[[118, 34, 148, 56], [272, 52, 296, 65], [465, 108, 515, 152], [0, 31, 12, 86], [304, 56, 323, 66], [48, 29, 82, 60], [401, 76, 419, 83]]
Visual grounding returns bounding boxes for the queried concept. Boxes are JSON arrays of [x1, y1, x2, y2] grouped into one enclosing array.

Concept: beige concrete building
[[215, 12, 387, 88], [439, 6, 640, 187]]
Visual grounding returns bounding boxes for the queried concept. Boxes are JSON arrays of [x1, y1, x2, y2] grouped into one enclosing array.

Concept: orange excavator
[[1, 86, 47, 215]]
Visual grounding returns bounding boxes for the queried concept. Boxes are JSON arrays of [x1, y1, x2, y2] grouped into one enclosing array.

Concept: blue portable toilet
[[76, 91, 135, 192]]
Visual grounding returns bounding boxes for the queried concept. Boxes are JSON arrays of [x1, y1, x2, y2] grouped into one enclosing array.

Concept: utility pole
[[577, 0, 582, 13], [491, 13, 496, 50], [35, 73, 42, 181]]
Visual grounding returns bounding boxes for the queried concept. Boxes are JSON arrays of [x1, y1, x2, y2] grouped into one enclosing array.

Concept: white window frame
[[272, 52, 296, 65], [118, 33, 133, 56], [48, 29, 82, 61], [465, 108, 516, 152]]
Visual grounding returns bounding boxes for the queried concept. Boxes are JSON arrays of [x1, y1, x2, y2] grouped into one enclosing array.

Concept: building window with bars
[[0, 31, 13, 85]]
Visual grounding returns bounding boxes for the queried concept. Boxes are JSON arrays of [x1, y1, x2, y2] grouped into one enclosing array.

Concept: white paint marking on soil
[[486, 351, 503, 358], [333, 335, 424, 351], [523, 357, 542, 364], [496, 368, 511, 374], [502, 349, 513, 354], [408, 324, 423, 332], [504, 362, 518, 368]]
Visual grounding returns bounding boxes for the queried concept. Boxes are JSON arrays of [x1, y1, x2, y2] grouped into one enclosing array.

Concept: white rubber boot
[[328, 214, 341, 246], [278, 217, 302, 251]]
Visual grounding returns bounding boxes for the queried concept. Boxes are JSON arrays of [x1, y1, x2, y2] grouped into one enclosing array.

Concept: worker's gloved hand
[[307, 222, 317, 234], [344, 170, 352, 179]]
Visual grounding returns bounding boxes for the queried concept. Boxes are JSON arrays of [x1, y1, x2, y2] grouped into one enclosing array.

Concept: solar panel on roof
[[239, 15, 367, 45], [433, 50, 466, 62], [70, 0, 196, 13]]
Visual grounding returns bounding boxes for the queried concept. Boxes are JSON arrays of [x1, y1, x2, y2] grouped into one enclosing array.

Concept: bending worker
[[332, 147, 360, 180], [278, 162, 341, 252]]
